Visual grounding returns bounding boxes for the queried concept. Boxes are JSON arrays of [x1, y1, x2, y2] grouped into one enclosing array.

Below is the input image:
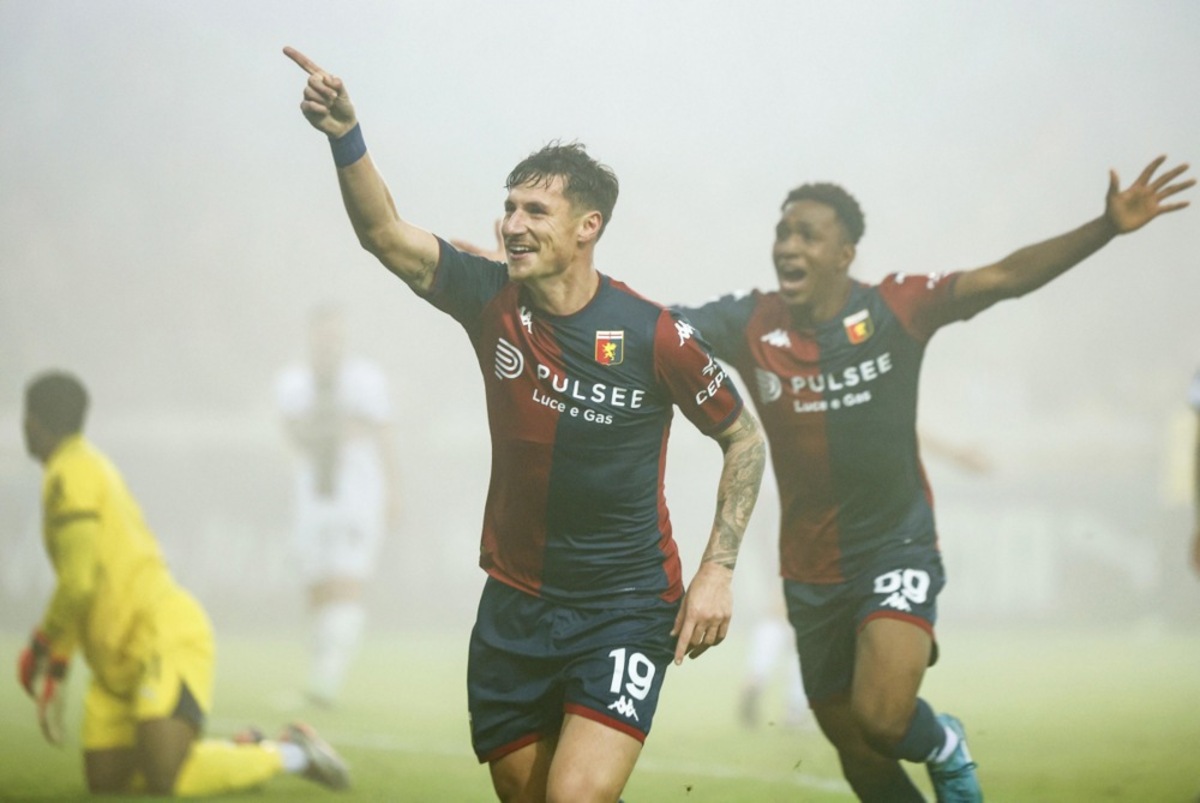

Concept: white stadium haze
[[1, 0, 1197, 686]]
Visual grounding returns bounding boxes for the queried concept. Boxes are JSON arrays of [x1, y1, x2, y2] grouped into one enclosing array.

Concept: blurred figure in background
[[738, 590, 808, 731], [1190, 368, 1200, 576], [17, 370, 348, 795], [275, 304, 401, 707]]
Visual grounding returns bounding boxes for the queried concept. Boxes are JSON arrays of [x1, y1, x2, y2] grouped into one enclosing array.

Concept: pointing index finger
[[283, 46, 323, 76]]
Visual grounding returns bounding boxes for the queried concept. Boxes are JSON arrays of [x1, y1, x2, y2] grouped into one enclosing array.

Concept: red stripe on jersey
[[877, 272, 962, 343], [655, 424, 681, 603], [744, 297, 847, 583], [477, 284, 563, 596]]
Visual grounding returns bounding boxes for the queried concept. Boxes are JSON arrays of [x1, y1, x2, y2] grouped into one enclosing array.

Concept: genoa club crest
[[843, 309, 874, 345], [595, 330, 625, 365]]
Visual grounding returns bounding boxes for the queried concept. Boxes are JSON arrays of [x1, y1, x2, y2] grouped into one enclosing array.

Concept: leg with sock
[[309, 598, 366, 705]]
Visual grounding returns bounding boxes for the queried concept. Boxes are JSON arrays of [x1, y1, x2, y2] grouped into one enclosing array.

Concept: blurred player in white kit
[[276, 304, 400, 706]]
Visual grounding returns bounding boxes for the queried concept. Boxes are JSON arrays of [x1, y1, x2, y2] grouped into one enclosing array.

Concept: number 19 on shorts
[[608, 647, 656, 701]]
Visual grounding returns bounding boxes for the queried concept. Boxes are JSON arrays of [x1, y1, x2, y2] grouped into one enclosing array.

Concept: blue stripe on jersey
[[677, 275, 965, 583], [421, 239, 740, 606]]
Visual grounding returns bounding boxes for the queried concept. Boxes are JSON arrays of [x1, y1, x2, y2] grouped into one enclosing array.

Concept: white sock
[[310, 602, 366, 701], [746, 618, 792, 682], [931, 724, 960, 764], [276, 741, 309, 774]]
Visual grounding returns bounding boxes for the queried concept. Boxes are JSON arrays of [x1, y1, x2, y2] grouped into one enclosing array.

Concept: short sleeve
[[44, 458, 101, 530], [672, 292, 757, 363], [877, 271, 969, 342], [654, 309, 743, 436], [420, 237, 510, 335]]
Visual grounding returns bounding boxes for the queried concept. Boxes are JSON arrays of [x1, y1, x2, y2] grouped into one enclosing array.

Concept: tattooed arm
[[671, 407, 766, 665]]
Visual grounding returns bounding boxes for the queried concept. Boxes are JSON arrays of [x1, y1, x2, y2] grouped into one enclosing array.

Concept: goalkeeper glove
[[18, 630, 70, 745]]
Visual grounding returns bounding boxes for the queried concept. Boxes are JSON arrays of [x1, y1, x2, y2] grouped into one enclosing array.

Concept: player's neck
[[788, 281, 852, 330], [526, 263, 601, 317]]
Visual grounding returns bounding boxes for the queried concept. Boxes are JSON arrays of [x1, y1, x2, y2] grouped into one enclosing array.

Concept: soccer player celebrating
[[676, 161, 1192, 801], [17, 370, 350, 795], [285, 47, 766, 803]]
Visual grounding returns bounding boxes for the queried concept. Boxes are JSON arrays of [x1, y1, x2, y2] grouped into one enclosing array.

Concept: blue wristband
[[330, 124, 366, 168]]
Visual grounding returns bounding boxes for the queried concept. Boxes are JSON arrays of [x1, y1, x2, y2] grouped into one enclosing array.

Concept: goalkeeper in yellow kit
[[18, 370, 351, 795]]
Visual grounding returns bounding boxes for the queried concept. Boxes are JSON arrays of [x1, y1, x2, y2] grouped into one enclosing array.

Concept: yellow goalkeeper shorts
[[82, 588, 215, 751]]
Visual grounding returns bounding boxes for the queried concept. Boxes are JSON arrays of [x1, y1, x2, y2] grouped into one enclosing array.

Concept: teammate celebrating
[[676, 161, 1192, 801], [17, 370, 349, 795], [285, 47, 765, 803]]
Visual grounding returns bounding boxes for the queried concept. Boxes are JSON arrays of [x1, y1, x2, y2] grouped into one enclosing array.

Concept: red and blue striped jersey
[[678, 273, 972, 584], [421, 239, 743, 606]]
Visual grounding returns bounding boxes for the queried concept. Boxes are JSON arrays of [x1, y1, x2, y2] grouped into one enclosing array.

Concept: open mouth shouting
[[775, 262, 810, 297]]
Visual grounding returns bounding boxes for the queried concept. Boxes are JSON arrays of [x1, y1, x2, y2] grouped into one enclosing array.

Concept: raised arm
[[670, 407, 766, 664], [284, 46, 440, 292], [952, 156, 1192, 314]]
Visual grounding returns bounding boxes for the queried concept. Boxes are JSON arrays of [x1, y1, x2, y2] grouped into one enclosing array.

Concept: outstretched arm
[[284, 46, 440, 292], [671, 408, 766, 664], [952, 156, 1192, 314]]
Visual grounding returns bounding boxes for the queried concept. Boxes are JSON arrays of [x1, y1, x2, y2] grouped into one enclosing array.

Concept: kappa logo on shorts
[[608, 695, 640, 720], [873, 568, 931, 613]]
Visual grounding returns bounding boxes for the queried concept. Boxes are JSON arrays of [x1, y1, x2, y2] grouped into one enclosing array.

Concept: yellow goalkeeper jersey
[[39, 434, 180, 696]]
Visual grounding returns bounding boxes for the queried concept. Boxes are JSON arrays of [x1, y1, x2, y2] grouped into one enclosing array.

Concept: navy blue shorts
[[784, 542, 945, 704], [467, 576, 678, 763]]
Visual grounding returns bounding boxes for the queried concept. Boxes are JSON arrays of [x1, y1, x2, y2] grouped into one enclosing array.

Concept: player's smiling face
[[772, 199, 856, 317], [501, 176, 593, 283]]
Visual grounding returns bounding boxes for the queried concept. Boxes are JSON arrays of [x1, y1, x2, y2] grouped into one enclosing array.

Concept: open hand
[[1106, 156, 1193, 234]]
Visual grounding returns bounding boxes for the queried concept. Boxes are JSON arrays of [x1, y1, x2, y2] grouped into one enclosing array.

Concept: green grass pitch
[[1, 626, 1197, 801]]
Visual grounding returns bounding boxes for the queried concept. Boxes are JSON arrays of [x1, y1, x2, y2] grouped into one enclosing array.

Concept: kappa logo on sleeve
[[674, 319, 695, 346], [895, 272, 945, 290], [595, 330, 625, 366]]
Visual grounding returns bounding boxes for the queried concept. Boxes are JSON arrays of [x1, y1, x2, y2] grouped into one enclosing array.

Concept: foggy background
[[2, 0, 1198, 639]]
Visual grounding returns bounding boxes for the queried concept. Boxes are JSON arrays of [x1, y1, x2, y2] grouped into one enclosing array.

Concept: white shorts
[[294, 501, 383, 584]]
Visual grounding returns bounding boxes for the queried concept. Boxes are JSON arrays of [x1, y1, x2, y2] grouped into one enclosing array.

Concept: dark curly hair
[[25, 370, 89, 436], [506, 141, 619, 237], [781, 182, 866, 244]]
